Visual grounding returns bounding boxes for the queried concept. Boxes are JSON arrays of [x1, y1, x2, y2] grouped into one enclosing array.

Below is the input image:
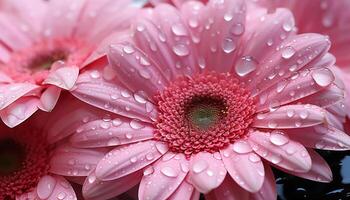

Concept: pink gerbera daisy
[[0, 93, 108, 199], [71, 0, 350, 199], [0, 0, 136, 127]]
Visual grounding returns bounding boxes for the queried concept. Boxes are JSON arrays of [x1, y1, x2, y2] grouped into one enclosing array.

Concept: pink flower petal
[[16, 190, 39, 200], [248, 131, 312, 173], [276, 149, 332, 183], [220, 142, 265, 192], [253, 104, 326, 129], [205, 176, 249, 200], [72, 68, 158, 123], [96, 140, 168, 181], [36, 175, 76, 200], [0, 83, 39, 110], [250, 164, 277, 200], [0, 46, 11, 63], [297, 84, 344, 108], [43, 65, 79, 90], [286, 125, 350, 151], [133, 4, 198, 80], [0, 97, 39, 128], [108, 43, 169, 97], [168, 180, 197, 200], [50, 144, 107, 177], [246, 33, 331, 94], [256, 68, 336, 112], [188, 152, 227, 193], [39, 86, 61, 112], [83, 170, 142, 200], [70, 117, 154, 148], [139, 153, 189, 200]]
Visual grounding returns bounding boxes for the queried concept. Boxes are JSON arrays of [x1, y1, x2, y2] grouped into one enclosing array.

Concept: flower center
[[0, 138, 25, 176], [0, 129, 51, 199], [154, 72, 256, 156], [1, 38, 92, 84]]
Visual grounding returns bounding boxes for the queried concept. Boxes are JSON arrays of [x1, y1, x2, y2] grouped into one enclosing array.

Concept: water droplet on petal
[[270, 131, 289, 146], [90, 70, 100, 79], [268, 121, 278, 128], [231, 23, 244, 36], [312, 68, 334, 87], [282, 21, 293, 32], [271, 154, 282, 164], [222, 38, 236, 53], [224, 13, 233, 21], [143, 166, 154, 176], [192, 160, 208, 173], [235, 56, 257, 77], [287, 109, 295, 118], [299, 110, 309, 119], [129, 119, 144, 129], [248, 153, 261, 163], [171, 23, 188, 36], [281, 46, 295, 59], [161, 166, 178, 177], [173, 44, 189, 56], [123, 45, 135, 54], [232, 140, 252, 154]]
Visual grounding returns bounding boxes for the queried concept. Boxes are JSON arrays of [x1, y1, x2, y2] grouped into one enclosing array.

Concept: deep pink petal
[[139, 153, 189, 200], [188, 152, 227, 193], [0, 97, 39, 128], [248, 131, 312, 173], [70, 117, 154, 148], [83, 170, 142, 200], [253, 104, 326, 129], [220, 141, 265, 193], [96, 140, 168, 181], [206, 176, 249, 200], [50, 144, 107, 177]]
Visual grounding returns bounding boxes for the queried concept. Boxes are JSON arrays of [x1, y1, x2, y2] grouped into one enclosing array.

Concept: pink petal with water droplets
[[37, 175, 76, 200], [0, 83, 39, 110], [70, 117, 154, 148], [247, 33, 330, 95], [250, 164, 277, 200], [0, 97, 39, 128], [139, 153, 189, 200], [277, 149, 332, 183], [188, 152, 227, 194], [168, 180, 197, 200], [220, 142, 265, 193], [133, 4, 197, 80], [108, 43, 168, 97], [205, 176, 249, 200], [96, 140, 168, 181], [253, 104, 326, 129], [39, 86, 61, 112], [72, 68, 158, 123], [43, 65, 79, 90], [50, 144, 107, 176], [256, 68, 336, 112], [195, 0, 246, 73], [286, 125, 350, 151], [248, 131, 312, 173], [83, 170, 142, 200], [242, 8, 295, 66], [297, 84, 344, 108]]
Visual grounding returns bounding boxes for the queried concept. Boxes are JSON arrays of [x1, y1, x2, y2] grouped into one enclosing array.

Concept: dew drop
[[129, 119, 145, 129], [130, 156, 137, 163], [267, 39, 273, 46], [287, 109, 295, 118], [299, 110, 309, 119], [222, 38, 236, 53], [248, 153, 261, 163], [90, 70, 100, 79], [232, 140, 252, 154], [112, 118, 122, 126], [276, 80, 288, 93], [281, 46, 296, 59], [171, 23, 188, 36], [224, 13, 233, 21], [192, 160, 208, 173], [235, 56, 257, 77], [57, 192, 66, 200], [268, 121, 278, 128], [173, 44, 189, 56], [271, 154, 282, 164], [270, 131, 289, 146], [161, 166, 178, 177], [143, 166, 154, 176], [231, 23, 244, 36], [282, 21, 293, 32], [123, 45, 135, 54], [312, 68, 334, 87]]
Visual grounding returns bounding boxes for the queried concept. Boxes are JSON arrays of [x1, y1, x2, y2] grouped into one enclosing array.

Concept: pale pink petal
[[326, 111, 344, 130], [139, 153, 189, 200], [70, 117, 154, 148], [276, 149, 332, 183], [108, 43, 169, 97], [194, 0, 246, 73], [133, 4, 198, 80], [96, 140, 168, 181], [297, 84, 344, 108], [36, 175, 76, 200], [242, 8, 295, 67], [250, 165, 277, 200], [286, 125, 350, 150], [168, 181, 197, 200], [188, 152, 227, 194], [0, 46, 11, 63], [256, 68, 336, 112], [43, 65, 79, 90], [72, 68, 158, 123], [42, 0, 86, 38], [205, 176, 249, 200], [83, 170, 142, 200], [220, 141, 265, 192], [253, 104, 326, 129], [248, 131, 312, 173], [0, 83, 39, 110], [50, 144, 107, 176], [0, 97, 39, 128], [39, 86, 61, 112], [246, 34, 330, 94]]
